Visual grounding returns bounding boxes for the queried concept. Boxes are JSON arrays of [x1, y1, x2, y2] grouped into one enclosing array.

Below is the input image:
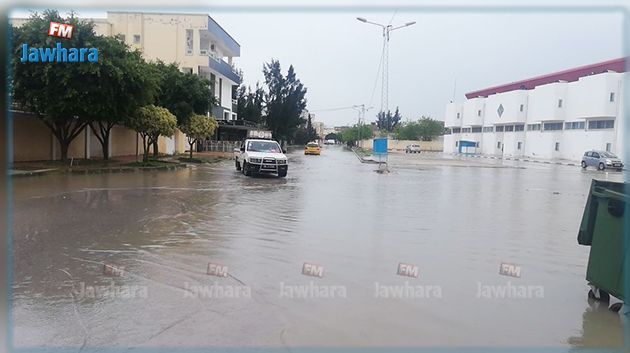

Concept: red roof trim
[[465, 57, 627, 99]]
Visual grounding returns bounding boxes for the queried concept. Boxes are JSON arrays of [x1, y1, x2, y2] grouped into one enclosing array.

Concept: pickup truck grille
[[263, 158, 276, 164]]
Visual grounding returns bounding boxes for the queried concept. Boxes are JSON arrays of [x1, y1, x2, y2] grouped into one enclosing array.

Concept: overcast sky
[[11, 7, 624, 127]]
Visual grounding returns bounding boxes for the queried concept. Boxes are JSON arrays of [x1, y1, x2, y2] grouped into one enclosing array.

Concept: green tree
[[85, 36, 158, 160], [340, 125, 373, 145], [395, 116, 445, 141], [263, 60, 308, 142], [324, 132, 340, 141], [127, 105, 177, 162], [293, 114, 319, 144], [180, 114, 218, 159], [236, 82, 265, 124], [11, 10, 100, 161], [376, 107, 402, 132], [151, 61, 216, 157]]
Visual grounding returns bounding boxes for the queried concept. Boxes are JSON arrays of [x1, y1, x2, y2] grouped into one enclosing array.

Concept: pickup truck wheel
[[235, 160, 241, 171], [278, 169, 287, 178], [243, 162, 251, 176]]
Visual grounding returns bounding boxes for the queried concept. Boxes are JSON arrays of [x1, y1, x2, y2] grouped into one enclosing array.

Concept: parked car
[[304, 142, 321, 155], [581, 150, 624, 171], [405, 144, 421, 153]]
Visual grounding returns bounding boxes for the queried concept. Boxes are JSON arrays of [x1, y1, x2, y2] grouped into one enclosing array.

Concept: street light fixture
[[356, 17, 415, 115]]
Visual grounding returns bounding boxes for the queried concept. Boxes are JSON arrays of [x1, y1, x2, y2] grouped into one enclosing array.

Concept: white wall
[[527, 82, 568, 122], [462, 98, 485, 127], [567, 72, 621, 119]]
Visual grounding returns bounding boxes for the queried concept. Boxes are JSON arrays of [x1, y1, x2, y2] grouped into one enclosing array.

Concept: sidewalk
[[453, 153, 579, 167]]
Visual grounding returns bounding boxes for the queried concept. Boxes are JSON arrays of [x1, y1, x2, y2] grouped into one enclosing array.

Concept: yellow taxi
[[304, 142, 321, 155]]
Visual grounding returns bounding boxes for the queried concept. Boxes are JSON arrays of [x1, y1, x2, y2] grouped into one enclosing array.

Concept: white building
[[444, 58, 626, 162]]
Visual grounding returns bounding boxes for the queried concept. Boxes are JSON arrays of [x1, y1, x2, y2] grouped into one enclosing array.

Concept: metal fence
[[197, 140, 240, 152]]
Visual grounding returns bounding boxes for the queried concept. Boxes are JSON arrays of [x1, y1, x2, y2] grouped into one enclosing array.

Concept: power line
[[368, 43, 385, 109], [309, 105, 357, 112]]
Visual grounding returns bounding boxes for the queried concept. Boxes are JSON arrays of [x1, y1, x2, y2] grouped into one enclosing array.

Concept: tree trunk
[[102, 138, 110, 160], [89, 122, 114, 160], [40, 117, 87, 162], [152, 140, 159, 159], [59, 141, 69, 162], [141, 135, 149, 162]]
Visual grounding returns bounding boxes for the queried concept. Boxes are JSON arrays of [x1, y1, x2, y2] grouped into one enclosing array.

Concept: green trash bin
[[578, 179, 627, 312]]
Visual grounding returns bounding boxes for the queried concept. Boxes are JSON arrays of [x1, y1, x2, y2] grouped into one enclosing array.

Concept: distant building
[[312, 121, 325, 139], [444, 58, 626, 162]]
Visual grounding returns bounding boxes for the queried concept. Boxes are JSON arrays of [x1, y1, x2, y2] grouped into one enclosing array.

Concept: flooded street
[[11, 146, 626, 349]]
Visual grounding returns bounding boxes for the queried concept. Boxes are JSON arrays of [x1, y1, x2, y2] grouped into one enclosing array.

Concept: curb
[[350, 147, 379, 164], [453, 153, 580, 167], [11, 163, 188, 177]]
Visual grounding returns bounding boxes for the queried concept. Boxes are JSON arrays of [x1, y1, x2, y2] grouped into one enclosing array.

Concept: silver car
[[581, 150, 624, 171]]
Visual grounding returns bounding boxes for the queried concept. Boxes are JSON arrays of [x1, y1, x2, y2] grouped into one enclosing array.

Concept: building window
[[606, 143, 612, 152], [185, 29, 193, 55], [610, 92, 615, 102], [555, 142, 560, 151], [565, 121, 585, 130], [515, 124, 525, 132], [519, 104, 524, 112], [495, 125, 504, 132], [455, 141, 459, 147], [497, 141, 502, 149], [558, 99, 563, 108], [505, 125, 514, 132], [118, 34, 126, 42], [456, 113, 460, 119], [133, 34, 141, 44], [588, 119, 614, 130], [471, 127, 482, 133], [182, 67, 193, 75], [517, 142, 522, 150], [527, 123, 541, 131], [224, 111, 230, 120], [543, 122, 563, 131], [452, 127, 461, 133], [477, 110, 482, 117], [462, 127, 472, 133], [476, 142, 480, 147], [483, 126, 494, 133]]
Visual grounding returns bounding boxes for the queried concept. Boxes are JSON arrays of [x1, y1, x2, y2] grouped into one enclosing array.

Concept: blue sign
[[373, 138, 388, 155]]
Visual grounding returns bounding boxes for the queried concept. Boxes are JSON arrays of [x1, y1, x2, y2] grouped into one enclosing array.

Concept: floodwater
[[11, 146, 627, 350]]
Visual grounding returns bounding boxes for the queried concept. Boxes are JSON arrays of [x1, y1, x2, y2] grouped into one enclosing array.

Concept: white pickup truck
[[235, 139, 288, 177]]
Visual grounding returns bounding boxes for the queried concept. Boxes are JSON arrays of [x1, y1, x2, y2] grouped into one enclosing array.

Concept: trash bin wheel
[[609, 302, 623, 312], [588, 288, 610, 303]]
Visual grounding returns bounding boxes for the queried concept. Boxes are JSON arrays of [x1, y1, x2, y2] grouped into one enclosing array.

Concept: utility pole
[[353, 104, 373, 148], [357, 17, 415, 115]]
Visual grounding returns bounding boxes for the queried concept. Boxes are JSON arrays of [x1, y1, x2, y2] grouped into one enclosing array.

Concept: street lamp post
[[356, 17, 415, 115]]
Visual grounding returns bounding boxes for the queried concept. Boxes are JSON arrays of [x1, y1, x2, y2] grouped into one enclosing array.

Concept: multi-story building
[[96, 12, 242, 121], [444, 58, 626, 162], [10, 11, 242, 161]]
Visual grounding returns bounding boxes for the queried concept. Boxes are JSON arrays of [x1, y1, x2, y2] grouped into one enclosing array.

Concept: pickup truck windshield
[[247, 141, 281, 153]]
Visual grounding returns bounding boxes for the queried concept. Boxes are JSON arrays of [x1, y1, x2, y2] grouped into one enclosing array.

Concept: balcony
[[208, 54, 242, 84], [207, 16, 240, 57], [213, 106, 237, 121]]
